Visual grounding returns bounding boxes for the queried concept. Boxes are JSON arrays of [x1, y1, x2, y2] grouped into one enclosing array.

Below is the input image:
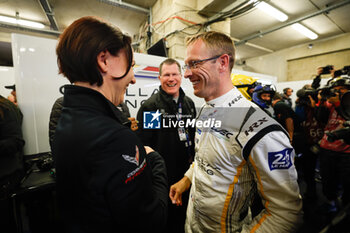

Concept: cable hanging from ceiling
[[141, 0, 262, 49]]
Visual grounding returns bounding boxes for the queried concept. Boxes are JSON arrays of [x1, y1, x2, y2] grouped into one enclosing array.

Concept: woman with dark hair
[[53, 16, 167, 233]]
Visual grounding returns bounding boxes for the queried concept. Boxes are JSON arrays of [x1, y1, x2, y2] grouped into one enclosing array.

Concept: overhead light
[[0, 15, 45, 29], [292, 23, 318, 40], [255, 1, 288, 22]]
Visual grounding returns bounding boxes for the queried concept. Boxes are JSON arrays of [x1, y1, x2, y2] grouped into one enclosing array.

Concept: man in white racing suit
[[169, 31, 303, 233]]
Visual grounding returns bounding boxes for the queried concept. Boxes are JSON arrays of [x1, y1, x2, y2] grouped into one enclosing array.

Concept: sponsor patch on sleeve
[[268, 148, 293, 171], [123, 145, 147, 184]]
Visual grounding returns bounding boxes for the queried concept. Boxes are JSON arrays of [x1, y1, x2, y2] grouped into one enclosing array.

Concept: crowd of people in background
[[1, 16, 349, 233], [234, 64, 350, 232]]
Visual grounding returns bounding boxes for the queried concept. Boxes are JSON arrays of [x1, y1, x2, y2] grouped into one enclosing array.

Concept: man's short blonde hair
[[186, 31, 235, 71]]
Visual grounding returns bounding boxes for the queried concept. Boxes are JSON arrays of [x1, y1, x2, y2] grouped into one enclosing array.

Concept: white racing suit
[[184, 88, 303, 233]]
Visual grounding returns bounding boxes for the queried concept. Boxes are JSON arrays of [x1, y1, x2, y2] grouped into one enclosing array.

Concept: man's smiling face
[[159, 63, 182, 97]]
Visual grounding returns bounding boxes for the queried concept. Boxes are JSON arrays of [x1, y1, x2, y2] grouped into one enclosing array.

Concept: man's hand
[[308, 95, 316, 108], [285, 117, 294, 144], [317, 90, 323, 102], [169, 176, 191, 206], [144, 146, 154, 154]]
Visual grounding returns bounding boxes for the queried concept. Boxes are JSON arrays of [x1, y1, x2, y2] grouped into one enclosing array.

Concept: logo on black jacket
[[123, 146, 147, 184], [122, 145, 140, 166]]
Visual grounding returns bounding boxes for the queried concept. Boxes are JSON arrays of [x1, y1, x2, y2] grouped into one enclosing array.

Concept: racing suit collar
[[207, 88, 235, 107]]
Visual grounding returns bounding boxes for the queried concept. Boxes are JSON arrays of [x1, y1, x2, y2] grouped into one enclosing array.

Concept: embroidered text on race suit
[[196, 156, 221, 175], [211, 127, 233, 139], [228, 95, 243, 107], [244, 117, 268, 136]]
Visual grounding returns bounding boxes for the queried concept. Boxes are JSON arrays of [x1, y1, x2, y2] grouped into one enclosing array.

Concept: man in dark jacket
[[272, 92, 297, 143], [294, 88, 325, 200], [0, 94, 24, 233], [137, 58, 196, 233], [282, 87, 293, 108]]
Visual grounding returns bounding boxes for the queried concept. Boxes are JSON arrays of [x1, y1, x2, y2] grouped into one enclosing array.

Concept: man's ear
[[97, 50, 108, 73], [158, 75, 161, 81], [218, 54, 230, 72]]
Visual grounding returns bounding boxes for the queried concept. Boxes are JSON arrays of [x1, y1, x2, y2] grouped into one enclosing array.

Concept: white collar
[[207, 88, 235, 106]]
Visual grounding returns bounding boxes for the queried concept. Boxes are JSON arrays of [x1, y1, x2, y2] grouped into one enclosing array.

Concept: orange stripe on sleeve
[[249, 155, 271, 233], [220, 160, 246, 233]]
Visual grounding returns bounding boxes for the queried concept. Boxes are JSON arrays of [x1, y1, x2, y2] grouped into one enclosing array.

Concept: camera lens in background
[[319, 87, 337, 99], [326, 128, 350, 144], [334, 70, 343, 78], [296, 88, 319, 105], [321, 65, 334, 75]]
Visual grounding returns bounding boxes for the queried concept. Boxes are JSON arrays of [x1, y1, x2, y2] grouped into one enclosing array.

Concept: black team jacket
[[0, 95, 24, 193], [53, 85, 168, 233]]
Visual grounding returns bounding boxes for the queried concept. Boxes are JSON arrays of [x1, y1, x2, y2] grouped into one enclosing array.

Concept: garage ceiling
[[0, 0, 349, 65], [230, 0, 350, 61]]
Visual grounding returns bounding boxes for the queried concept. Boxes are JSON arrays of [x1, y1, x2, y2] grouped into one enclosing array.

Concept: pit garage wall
[[12, 34, 69, 156], [244, 33, 350, 82]]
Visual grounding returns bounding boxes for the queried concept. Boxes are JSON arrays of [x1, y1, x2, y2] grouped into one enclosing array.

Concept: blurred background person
[[5, 85, 17, 106], [252, 83, 276, 116], [117, 101, 130, 118], [117, 101, 138, 131], [282, 87, 293, 108], [272, 92, 297, 144], [294, 86, 325, 200], [315, 76, 350, 214], [0, 93, 25, 233]]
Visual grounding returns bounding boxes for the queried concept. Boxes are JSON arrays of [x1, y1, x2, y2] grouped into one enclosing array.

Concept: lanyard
[[176, 102, 192, 149], [176, 102, 182, 121]]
